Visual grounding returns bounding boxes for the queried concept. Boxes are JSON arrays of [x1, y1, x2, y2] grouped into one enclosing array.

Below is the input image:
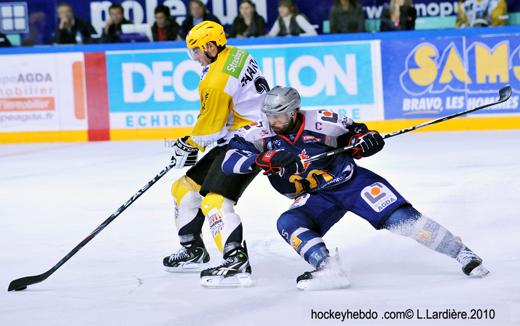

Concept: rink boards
[[1, 27, 520, 143]]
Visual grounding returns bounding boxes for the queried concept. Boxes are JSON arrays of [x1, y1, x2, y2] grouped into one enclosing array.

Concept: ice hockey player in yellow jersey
[[163, 21, 269, 287]]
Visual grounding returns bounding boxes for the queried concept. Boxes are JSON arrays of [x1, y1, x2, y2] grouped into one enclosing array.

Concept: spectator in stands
[[268, 0, 317, 36], [380, 0, 417, 31], [329, 0, 365, 33], [180, 0, 221, 39], [0, 32, 12, 47], [22, 11, 52, 45], [54, 2, 96, 44], [151, 4, 181, 41], [456, 0, 508, 27], [229, 0, 267, 38], [102, 4, 132, 43]]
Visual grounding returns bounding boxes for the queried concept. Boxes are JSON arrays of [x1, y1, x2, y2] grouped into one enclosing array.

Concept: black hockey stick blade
[[7, 162, 175, 292], [499, 85, 512, 102], [8, 273, 49, 291]]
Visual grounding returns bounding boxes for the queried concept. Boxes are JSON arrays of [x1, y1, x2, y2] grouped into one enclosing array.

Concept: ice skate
[[456, 246, 490, 278], [296, 251, 350, 291], [200, 243, 252, 288], [163, 244, 210, 273]]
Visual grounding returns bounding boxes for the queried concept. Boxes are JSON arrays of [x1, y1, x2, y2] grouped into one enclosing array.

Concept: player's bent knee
[[277, 212, 302, 243], [171, 176, 201, 204], [201, 193, 226, 216], [201, 193, 241, 253]]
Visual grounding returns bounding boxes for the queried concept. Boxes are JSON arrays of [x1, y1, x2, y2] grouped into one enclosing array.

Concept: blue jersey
[[222, 109, 365, 199]]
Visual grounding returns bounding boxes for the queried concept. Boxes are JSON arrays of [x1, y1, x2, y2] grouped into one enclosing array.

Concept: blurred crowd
[[0, 0, 511, 47]]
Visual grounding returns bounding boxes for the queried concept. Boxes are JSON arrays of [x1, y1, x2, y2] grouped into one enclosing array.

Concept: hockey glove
[[171, 136, 199, 168], [349, 131, 385, 159], [255, 150, 304, 177]]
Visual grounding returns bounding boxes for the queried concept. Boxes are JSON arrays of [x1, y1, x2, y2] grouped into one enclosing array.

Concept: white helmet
[[261, 86, 301, 117]]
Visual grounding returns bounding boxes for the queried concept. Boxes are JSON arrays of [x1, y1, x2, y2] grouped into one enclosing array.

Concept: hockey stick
[[8, 162, 175, 292], [303, 86, 513, 164]]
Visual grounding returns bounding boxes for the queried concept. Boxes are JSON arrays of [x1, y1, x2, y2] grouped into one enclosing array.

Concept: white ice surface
[[1, 131, 519, 326]]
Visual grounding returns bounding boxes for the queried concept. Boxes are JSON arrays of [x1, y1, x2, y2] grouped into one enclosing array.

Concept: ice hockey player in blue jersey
[[222, 86, 490, 290]]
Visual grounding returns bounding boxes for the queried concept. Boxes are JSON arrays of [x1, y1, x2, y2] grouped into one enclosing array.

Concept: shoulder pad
[[303, 109, 349, 136], [235, 119, 272, 143]]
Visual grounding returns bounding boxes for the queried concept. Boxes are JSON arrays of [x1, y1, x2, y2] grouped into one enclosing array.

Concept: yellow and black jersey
[[187, 46, 268, 150]]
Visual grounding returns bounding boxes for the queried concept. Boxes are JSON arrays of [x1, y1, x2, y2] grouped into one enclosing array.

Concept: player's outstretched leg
[[199, 193, 252, 287], [384, 205, 489, 277], [164, 176, 210, 272], [277, 210, 350, 291]]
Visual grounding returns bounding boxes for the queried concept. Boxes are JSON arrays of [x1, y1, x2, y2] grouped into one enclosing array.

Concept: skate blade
[[297, 277, 350, 291], [469, 265, 490, 278], [200, 273, 253, 288], [164, 263, 210, 273]]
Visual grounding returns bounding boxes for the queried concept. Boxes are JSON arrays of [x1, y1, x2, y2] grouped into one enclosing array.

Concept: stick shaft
[[304, 87, 512, 164]]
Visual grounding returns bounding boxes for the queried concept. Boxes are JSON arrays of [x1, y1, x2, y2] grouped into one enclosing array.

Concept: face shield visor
[[187, 47, 202, 60]]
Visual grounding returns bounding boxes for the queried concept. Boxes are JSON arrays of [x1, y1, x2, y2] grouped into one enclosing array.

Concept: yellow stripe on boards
[[110, 127, 193, 141], [0, 130, 88, 143], [2, 116, 520, 144]]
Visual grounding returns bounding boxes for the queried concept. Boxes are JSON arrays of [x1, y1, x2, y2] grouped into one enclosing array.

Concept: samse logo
[[400, 40, 520, 95]]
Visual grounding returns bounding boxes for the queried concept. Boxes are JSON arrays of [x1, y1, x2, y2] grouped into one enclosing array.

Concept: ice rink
[[1, 130, 519, 326]]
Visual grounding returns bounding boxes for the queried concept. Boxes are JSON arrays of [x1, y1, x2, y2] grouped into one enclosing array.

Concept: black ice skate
[[456, 246, 490, 277], [200, 243, 252, 287], [163, 244, 210, 273], [296, 251, 350, 291]]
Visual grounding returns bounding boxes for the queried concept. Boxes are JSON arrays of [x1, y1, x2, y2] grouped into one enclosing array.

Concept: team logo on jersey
[[289, 193, 310, 209], [267, 138, 282, 150], [208, 211, 224, 237], [361, 182, 397, 212], [298, 149, 311, 171], [201, 66, 210, 81], [302, 135, 321, 143]]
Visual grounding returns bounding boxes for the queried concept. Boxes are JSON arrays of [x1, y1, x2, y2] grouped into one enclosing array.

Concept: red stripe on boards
[[84, 53, 110, 141]]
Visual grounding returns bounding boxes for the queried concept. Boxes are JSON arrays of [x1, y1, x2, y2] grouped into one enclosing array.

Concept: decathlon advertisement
[[381, 33, 520, 120], [105, 40, 384, 130]]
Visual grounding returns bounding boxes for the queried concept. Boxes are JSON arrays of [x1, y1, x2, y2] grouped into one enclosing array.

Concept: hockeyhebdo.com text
[[310, 308, 496, 322]]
